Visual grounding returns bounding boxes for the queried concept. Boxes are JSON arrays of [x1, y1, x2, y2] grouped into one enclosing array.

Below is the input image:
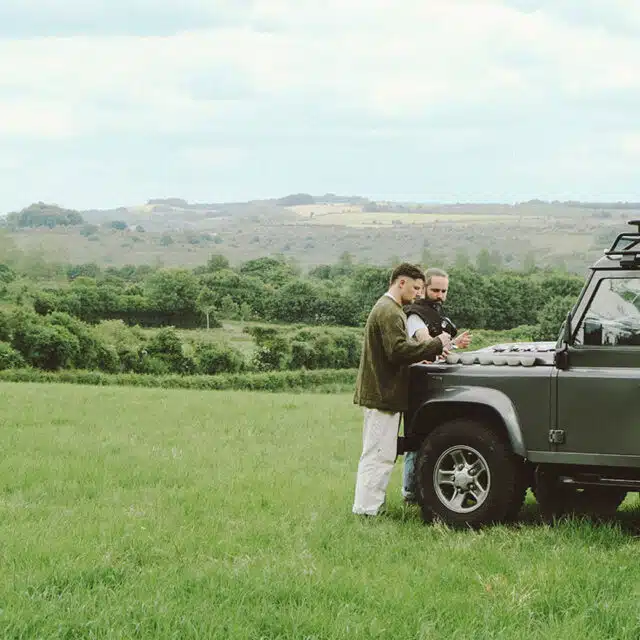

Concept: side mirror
[[555, 312, 572, 370]]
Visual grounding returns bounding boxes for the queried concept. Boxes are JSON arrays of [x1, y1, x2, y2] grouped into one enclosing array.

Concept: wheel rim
[[433, 445, 491, 513]]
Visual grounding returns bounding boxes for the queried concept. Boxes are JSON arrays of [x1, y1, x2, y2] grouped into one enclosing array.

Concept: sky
[[2, 0, 640, 212]]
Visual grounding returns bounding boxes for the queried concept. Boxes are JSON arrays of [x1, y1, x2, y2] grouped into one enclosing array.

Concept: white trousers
[[352, 408, 401, 516]]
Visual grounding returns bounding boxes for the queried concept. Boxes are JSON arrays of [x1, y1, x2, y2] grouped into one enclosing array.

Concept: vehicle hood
[[445, 341, 557, 367]]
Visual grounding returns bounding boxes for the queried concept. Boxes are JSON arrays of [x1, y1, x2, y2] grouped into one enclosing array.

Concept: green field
[[1, 383, 639, 638]]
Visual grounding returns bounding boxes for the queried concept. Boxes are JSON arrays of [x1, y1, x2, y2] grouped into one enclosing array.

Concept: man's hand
[[439, 331, 452, 353], [453, 330, 472, 349]]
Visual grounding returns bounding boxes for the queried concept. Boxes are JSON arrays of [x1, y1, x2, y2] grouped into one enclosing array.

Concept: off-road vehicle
[[400, 220, 640, 527]]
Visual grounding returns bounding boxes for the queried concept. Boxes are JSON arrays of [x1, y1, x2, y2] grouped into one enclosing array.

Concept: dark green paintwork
[[405, 257, 640, 470]]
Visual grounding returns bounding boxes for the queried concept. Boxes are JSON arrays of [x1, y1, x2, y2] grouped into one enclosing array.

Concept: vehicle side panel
[[407, 363, 554, 454]]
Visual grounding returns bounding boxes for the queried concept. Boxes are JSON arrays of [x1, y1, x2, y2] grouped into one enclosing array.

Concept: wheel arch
[[407, 391, 527, 458]]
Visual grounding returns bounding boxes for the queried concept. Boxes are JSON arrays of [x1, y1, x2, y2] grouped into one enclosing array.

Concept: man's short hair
[[390, 262, 425, 285], [425, 267, 448, 286]]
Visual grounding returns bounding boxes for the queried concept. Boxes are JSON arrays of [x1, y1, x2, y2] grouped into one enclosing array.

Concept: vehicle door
[[556, 272, 640, 458]]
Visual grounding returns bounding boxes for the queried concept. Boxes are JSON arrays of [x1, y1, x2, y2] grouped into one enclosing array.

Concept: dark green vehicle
[[401, 221, 640, 527]]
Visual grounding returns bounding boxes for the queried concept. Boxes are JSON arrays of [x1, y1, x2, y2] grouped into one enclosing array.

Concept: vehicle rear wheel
[[534, 467, 627, 521], [417, 419, 526, 528]]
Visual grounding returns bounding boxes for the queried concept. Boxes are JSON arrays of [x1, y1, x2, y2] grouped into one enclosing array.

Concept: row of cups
[[445, 353, 537, 367]]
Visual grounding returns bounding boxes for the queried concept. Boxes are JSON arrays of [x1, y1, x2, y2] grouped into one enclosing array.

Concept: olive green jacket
[[353, 294, 444, 412]]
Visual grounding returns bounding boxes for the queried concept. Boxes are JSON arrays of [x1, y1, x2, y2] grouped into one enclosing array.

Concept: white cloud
[[1, 0, 639, 139], [1, 0, 640, 208]]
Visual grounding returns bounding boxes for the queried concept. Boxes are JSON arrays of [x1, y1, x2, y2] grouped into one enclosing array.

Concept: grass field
[[291, 211, 535, 227], [1, 383, 640, 639]]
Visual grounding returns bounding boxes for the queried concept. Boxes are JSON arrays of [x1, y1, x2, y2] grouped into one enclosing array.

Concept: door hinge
[[549, 429, 565, 444]]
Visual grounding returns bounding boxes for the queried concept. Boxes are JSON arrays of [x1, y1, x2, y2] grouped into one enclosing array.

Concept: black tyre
[[417, 419, 526, 528], [534, 467, 627, 522]]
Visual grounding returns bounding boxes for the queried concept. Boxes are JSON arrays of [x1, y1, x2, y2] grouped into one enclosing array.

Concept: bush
[[0, 310, 10, 342], [0, 342, 25, 369], [247, 326, 292, 371], [12, 321, 80, 370], [33, 291, 58, 315], [146, 327, 194, 374], [47, 312, 119, 372], [195, 342, 246, 374]]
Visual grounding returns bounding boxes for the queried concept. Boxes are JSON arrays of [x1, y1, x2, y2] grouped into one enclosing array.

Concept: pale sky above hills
[[1, 0, 640, 212]]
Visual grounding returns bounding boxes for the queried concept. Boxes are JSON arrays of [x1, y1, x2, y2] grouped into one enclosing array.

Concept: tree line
[[0, 252, 582, 334], [0, 250, 584, 375]]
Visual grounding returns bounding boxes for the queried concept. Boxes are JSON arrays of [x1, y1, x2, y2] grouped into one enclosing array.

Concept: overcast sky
[[1, 0, 640, 211]]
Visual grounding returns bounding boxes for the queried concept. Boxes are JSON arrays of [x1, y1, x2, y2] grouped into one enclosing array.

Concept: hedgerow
[[0, 367, 358, 393]]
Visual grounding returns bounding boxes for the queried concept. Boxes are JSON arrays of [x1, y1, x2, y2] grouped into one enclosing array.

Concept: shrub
[[247, 326, 291, 371], [33, 291, 58, 315], [146, 327, 194, 373], [12, 322, 80, 370], [0, 342, 25, 370], [195, 342, 246, 375], [47, 312, 118, 372], [0, 310, 10, 342]]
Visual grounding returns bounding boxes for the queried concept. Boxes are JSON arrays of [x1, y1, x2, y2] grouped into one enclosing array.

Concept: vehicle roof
[[592, 254, 625, 270]]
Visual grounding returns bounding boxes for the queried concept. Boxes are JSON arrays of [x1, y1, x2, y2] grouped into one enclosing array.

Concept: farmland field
[[1, 383, 639, 638], [292, 211, 539, 227]]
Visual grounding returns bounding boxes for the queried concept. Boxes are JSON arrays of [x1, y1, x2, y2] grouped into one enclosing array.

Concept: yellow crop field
[[288, 203, 364, 217], [292, 211, 534, 227]]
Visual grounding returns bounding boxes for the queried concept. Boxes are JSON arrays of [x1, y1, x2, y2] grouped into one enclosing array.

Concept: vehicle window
[[574, 277, 640, 346]]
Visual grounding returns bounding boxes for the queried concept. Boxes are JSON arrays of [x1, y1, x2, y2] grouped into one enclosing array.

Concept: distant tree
[[147, 198, 189, 207], [160, 234, 174, 246], [146, 268, 200, 316], [196, 287, 220, 330], [334, 251, 355, 276], [109, 220, 128, 231], [533, 295, 576, 341], [5, 202, 84, 229], [475, 248, 502, 275], [204, 254, 230, 273], [275, 193, 315, 206], [238, 301, 252, 321], [80, 224, 99, 237], [67, 263, 101, 280], [523, 251, 537, 273], [454, 249, 471, 269], [0, 264, 15, 295], [218, 294, 240, 320], [239, 256, 299, 286]]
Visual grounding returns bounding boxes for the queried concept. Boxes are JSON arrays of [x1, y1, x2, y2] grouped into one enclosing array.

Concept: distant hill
[[2, 194, 638, 274]]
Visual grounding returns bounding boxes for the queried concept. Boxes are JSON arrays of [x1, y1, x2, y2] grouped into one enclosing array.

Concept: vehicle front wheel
[[417, 419, 525, 528]]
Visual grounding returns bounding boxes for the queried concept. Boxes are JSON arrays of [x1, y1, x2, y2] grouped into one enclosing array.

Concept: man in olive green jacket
[[352, 263, 451, 516]]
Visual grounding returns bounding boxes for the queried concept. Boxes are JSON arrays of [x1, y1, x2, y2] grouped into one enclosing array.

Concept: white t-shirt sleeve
[[406, 314, 427, 339]]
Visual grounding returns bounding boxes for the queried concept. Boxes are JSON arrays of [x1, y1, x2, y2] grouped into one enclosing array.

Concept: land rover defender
[[401, 220, 640, 527]]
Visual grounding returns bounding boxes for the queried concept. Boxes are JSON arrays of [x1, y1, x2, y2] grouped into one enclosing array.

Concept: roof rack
[[605, 221, 640, 268]]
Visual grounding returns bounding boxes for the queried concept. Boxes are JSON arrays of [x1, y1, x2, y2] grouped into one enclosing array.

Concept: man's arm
[[380, 312, 446, 365], [414, 327, 432, 343]]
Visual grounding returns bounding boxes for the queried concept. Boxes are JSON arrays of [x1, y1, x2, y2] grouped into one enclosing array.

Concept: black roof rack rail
[[605, 220, 640, 257]]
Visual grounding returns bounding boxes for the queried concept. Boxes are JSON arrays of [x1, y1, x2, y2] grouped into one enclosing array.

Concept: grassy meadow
[[1, 382, 640, 639]]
